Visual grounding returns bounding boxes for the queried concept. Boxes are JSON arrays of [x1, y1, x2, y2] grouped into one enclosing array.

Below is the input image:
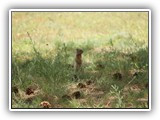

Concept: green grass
[[11, 11, 149, 109]]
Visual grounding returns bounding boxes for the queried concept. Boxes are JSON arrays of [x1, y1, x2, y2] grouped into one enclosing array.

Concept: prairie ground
[[11, 11, 149, 109]]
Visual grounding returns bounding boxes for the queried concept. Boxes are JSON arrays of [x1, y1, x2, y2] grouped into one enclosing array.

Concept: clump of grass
[[109, 84, 124, 108]]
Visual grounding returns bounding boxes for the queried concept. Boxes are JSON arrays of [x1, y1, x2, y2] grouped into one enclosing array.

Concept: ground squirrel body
[[74, 48, 83, 71]]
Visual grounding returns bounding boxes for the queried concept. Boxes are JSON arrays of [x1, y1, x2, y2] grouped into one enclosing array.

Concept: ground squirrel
[[74, 48, 83, 72]]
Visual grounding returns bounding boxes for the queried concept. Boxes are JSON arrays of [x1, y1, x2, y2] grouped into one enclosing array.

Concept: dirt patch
[[123, 84, 142, 93], [61, 80, 106, 106]]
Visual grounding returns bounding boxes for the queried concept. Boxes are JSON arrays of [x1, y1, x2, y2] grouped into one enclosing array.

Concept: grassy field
[[11, 11, 149, 109]]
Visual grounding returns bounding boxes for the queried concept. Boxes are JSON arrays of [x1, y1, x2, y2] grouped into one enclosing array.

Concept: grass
[[11, 11, 149, 109]]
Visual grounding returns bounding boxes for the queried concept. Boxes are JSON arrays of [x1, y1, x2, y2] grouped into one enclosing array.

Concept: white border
[[9, 9, 150, 12], [9, 9, 151, 111], [149, 9, 151, 111], [9, 9, 12, 111]]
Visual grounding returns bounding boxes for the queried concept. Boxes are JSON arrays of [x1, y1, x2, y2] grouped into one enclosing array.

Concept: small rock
[[71, 91, 81, 99], [25, 88, 34, 95], [113, 72, 122, 80]]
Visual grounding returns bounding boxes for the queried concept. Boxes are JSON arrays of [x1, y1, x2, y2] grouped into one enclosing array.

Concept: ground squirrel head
[[76, 49, 83, 55]]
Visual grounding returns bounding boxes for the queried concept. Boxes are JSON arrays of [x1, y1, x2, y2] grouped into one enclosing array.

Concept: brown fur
[[74, 49, 83, 71]]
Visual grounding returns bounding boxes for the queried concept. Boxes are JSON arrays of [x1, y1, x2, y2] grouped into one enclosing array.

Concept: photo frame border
[[9, 9, 151, 111]]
